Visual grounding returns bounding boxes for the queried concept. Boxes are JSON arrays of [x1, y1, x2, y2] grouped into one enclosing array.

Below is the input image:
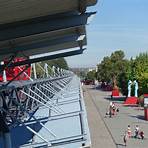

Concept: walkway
[[83, 85, 148, 148]]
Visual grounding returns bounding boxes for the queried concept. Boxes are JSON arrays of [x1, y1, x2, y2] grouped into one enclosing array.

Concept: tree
[[86, 70, 96, 80], [95, 50, 147, 96], [33, 58, 69, 78], [119, 52, 148, 96], [96, 50, 127, 88], [133, 53, 148, 95], [45, 58, 69, 70]]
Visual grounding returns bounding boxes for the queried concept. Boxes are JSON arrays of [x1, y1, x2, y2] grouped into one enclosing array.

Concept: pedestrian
[[109, 101, 113, 107], [116, 108, 119, 113], [123, 132, 128, 146], [109, 102, 113, 118], [139, 131, 144, 140], [134, 125, 139, 138], [112, 102, 116, 115], [109, 105, 112, 118], [127, 125, 131, 138]]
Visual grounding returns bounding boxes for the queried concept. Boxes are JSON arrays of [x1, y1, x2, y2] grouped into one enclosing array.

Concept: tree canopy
[[96, 50, 148, 96], [33, 58, 69, 78], [44, 58, 69, 70], [96, 50, 129, 88], [86, 70, 96, 80], [131, 53, 148, 95]]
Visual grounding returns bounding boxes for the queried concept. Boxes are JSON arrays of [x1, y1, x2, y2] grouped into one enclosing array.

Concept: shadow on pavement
[[116, 143, 126, 147], [129, 115, 145, 121]]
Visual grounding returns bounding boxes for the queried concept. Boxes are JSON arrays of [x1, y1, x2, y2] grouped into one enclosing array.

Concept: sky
[[66, 0, 148, 68]]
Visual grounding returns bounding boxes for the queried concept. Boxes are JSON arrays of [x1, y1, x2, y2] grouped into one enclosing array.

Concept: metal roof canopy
[[0, 0, 97, 25], [0, 0, 97, 64], [0, 16, 89, 60]]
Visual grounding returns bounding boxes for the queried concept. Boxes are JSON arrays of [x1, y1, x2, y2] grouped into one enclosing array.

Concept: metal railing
[[0, 64, 90, 148]]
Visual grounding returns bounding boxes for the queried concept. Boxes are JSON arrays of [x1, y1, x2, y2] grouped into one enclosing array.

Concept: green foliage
[[45, 58, 69, 70], [96, 50, 127, 85], [96, 50, 148, 96], [117, 52, 148, 96], [33, 58, 69, 78], [79, 71, 87, 79], [118, 72, 129, 95], [133, 53, 148, 95], [86, 70, 96, 80]]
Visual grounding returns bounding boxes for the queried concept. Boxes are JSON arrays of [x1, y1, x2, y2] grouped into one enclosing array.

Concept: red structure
[[123, 96, 138, 106], [144, 109, 148, 121], [144, 94, 148, 120], [144, 94, 148, 98], [111, 89, 119, 97], [0, 58, 31, 81]]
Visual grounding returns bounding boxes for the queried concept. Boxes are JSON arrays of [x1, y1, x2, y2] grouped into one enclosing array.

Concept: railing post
[[3, 132, 12, 148]]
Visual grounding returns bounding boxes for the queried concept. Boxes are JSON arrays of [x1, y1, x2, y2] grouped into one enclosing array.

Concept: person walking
[[109, 102, 113, 118], [134, 125, 139, 138], [127, 125, 131, 138], [123, 132, 128, 146], [112, 102, 116, 115], [109, 105, 112, 118], [139, 131, 144, 140]]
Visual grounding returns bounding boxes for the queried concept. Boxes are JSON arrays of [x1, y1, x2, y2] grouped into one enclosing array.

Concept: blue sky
[[66, 0, 148, 68]]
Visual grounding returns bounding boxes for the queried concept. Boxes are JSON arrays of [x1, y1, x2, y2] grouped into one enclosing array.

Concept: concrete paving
[[83, 85, 148, 148]]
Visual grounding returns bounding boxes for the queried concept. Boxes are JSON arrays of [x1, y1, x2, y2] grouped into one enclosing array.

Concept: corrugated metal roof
[[0, 0, 97, 25], [0, 0, 97, 66], [0, 26, 86, 60]]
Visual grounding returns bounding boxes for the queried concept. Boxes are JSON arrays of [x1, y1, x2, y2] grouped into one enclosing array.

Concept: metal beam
[[0, 0, 97, 25], [0, 12, 96, 42], [0, 34, 85, 55], [79, 0, 87, 13], [0, 48, 86, 71], [0, 39, 86, 61]]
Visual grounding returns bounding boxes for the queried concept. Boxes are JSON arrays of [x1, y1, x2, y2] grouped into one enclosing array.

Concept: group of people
[[106, 101, 119, 118], [106, 101, 145, 147], [123, 125, 144, 146]]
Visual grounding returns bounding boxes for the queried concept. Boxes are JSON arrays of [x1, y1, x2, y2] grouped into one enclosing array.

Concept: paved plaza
[[83, 85, 148, 148]]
